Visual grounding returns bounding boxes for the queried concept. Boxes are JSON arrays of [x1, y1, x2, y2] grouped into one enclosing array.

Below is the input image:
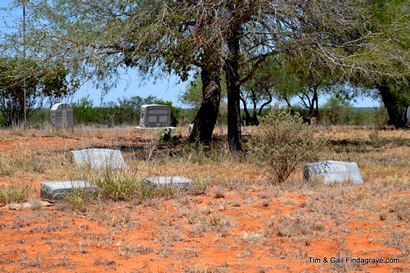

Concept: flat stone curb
[[40, 180, 96, 201], [142, 176, 193, 189]]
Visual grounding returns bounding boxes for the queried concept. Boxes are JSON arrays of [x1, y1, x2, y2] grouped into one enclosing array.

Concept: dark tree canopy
[[2, 0, 408, 136], [0, 56, 69, 126]]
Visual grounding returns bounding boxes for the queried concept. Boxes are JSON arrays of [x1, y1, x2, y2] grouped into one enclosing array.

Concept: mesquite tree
[[0, 57, 69, 126], [4, 0, 407, 145]]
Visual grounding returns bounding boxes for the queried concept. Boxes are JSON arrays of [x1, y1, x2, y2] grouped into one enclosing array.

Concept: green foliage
[[248, 108, 326, 184], [321, 96, 353, 125], [72, 96, 100, 124], [349, 107, 388, 126], [72, 95, 158, 126], [0, 113, 5, 127], [180, 76, 227, 109], [0, 57, 69, 127], [179, 77, 203, 109], [27, 109, 50, 127], [158, 128, 182, 145], [103, 95, 157, 126]]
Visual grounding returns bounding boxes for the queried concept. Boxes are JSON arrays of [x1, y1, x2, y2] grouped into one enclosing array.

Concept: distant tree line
[[71, 96, 180, 127]]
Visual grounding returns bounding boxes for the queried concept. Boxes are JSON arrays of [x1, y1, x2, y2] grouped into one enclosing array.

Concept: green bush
[[0, 113, 5, 127], [248, 108, 326, 184], [72, 96, 101, 124], [72, 95, 158, 126]]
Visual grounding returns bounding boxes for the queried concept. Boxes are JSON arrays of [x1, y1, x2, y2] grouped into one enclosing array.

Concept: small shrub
[[91, 171, 140, 201], [158, 128, 181, 144], [214, 187, 225, 199], [189, 179, 208, 196], [0, 183, 31, 206], [262, 199, 270, 207], [248, 108, 326, 183]]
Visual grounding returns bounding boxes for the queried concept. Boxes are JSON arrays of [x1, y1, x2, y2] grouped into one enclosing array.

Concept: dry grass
[[0, 125, 408, 272]]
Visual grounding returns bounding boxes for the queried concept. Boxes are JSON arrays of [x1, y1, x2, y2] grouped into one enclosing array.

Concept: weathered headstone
[[71, 148, 126, 170], [142, 176, 193, 189], [139, 104, 171, 128], [50, 103, 74, 129], [304, 160, 363, 184], [40, 180, 96, 201]]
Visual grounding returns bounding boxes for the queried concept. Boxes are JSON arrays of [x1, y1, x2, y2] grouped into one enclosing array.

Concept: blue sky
[[1, 1, 379, 108], [71, 69, 190, 107]]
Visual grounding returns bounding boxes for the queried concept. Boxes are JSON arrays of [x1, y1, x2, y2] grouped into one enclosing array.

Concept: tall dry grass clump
[[248, 108, 326, 183], [0, 183, 31, 206]]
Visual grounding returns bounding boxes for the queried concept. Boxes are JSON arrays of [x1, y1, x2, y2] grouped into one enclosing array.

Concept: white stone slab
[[142, 176, 193, 189], [40, 180, 96, 201], [304, 160, 363, 184], [71, 148, 126, 170]]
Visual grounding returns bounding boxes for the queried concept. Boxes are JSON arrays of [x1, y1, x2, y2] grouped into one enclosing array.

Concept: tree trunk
[[312, 86, 319, 120], [240, 93, 251, 126], [377, 83, 406, 128], [188, 65, 221, 144], [226, 31, 242, 151]]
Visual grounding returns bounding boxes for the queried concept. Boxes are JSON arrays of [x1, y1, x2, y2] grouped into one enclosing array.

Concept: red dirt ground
[[0, 131, 408, 273]]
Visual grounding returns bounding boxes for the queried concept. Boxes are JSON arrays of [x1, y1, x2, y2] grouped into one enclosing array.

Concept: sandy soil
[[0, 127, 408, 273]]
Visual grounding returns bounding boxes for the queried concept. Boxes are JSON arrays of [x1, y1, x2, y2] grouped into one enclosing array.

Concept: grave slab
[[71, 148, 126, 170], [142, 176, 193, 189], [304, 160, 363, 184], [374, 157, 401, 163], [40, 180, 96, 201]]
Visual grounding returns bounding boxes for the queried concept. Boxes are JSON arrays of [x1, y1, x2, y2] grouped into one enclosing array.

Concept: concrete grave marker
[[139, 104, 171, 128], [142, 176, 193, 189], [50, 103, 74, 129], [40, 180, 96, 201], [304, 160, 363, 184], [71, 148, 126, 170]]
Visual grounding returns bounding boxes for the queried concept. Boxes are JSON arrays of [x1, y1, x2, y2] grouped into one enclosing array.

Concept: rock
[[6, 200, 52, 210], [304, 160, 364, 184], [71, 148, 126, 170]]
